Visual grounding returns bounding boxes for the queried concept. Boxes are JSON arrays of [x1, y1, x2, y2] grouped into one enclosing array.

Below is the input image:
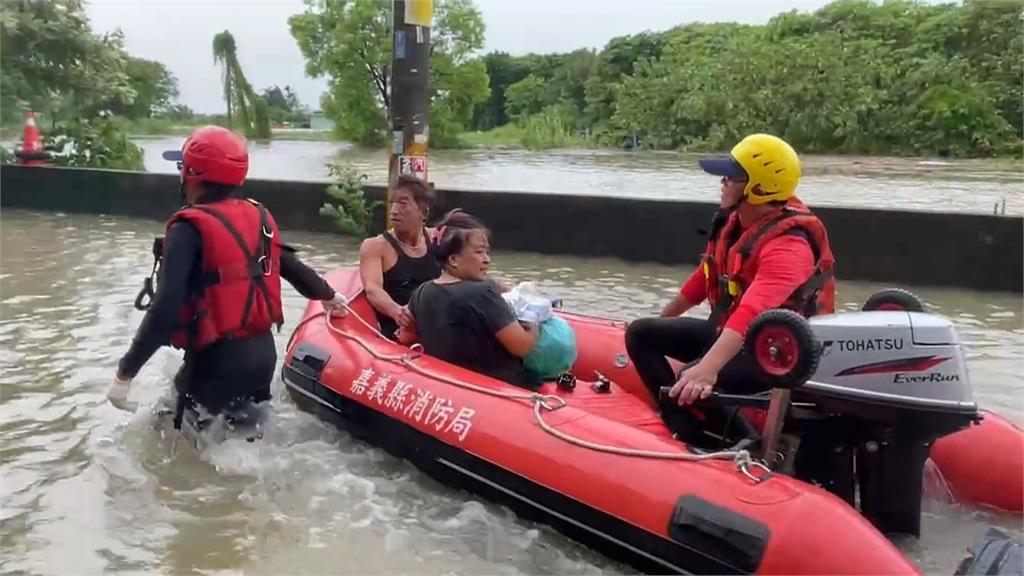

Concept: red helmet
[[162, 125, 248, 186]]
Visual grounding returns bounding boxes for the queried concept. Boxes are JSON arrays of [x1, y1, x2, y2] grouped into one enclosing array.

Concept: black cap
[[698, 156, 747, 180]]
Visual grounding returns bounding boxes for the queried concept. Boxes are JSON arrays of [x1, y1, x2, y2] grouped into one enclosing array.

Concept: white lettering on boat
[[424, 398, 454, 431], [346, 368, 476, 442], [367, 374, 392, 404], [444, 407, 476, 442], [385, 381, 412, 410], [404, 388, 434, 422], [350, 368, 375, 395]]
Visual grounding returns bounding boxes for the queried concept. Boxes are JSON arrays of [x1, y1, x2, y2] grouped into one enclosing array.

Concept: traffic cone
[[15, 111, 47, 166]]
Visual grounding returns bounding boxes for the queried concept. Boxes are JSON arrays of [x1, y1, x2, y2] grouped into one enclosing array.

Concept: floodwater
[[1, 208, 1021, 575], [133, 136, 1024, 216]]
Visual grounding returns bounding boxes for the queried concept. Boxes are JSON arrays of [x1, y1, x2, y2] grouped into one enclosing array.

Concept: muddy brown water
[[1, 209, 1021, 575]]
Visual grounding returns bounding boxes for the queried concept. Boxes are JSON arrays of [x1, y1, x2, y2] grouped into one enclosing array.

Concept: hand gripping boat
[[282, 269, 989, 575]]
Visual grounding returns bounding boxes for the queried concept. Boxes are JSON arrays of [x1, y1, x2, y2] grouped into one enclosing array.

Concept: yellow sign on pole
[[404, 0, 433, 27]]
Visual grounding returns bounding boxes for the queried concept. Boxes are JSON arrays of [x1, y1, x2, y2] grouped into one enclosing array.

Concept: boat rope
[[308, 304, 770, 484]]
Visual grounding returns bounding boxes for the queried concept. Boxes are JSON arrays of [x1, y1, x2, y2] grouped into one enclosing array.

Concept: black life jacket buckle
[[262, 225, 274, 239], [591, 371, 612, 394], [134, 277, 154, 311], [134, 237, 164, 311], [716, 274, 733, 303]]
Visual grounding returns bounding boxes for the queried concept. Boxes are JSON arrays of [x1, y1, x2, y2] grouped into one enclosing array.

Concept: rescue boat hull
[[282, 269, 918, 575]]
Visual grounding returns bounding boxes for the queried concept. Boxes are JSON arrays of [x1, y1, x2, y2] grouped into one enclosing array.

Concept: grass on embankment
[[460, 117, 593, 151], [111, 118, 341, 142]]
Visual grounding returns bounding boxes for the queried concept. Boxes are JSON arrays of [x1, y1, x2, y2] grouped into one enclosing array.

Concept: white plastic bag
[[501, 281, 553, 324]]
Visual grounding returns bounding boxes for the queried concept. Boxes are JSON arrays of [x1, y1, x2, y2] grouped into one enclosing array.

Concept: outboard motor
[[734, 296, 980, 539], [794, 307, 979, 537]]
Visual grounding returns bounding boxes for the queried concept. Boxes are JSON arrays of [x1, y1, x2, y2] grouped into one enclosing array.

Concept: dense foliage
[[289, 0, 489, 147], [1, 0, 179, 123], [470, 0, 1023, 156], [45, 115, 145, 171], [0, 0, 148, 166], [3, 0, 1018, 161]]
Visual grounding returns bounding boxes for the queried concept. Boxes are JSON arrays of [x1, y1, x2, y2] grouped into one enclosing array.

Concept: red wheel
[[754, 325, 800, 376], [744, 309, 821, 389]]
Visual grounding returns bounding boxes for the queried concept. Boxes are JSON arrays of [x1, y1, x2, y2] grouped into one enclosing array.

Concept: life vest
[[165, 198, 284, 350], [702, 197, 835, 330]]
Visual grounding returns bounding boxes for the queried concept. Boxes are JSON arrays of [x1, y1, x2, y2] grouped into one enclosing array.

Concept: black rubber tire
[[743, 309, 821, 389], [862, 288, 924, 313]]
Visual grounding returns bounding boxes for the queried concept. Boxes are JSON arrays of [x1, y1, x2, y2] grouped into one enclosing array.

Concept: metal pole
[[760, 389, 792, 469], [387, 0, 432, 229]]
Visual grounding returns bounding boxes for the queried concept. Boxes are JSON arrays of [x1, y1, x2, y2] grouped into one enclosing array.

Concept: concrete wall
[[2, 165, 1021, 292]]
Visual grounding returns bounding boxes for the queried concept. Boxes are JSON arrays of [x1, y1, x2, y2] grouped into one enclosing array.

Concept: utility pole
[[387, 0, 432, 228]]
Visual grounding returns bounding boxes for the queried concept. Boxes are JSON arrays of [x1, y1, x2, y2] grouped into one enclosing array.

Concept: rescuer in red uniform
[[107, 126, 347, 424], [626, 133, 836, 407]]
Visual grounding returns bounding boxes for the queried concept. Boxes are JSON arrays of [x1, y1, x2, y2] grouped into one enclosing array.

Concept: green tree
[[504, 75, 546, 120], [588, 0, 1021, 156], [113, 57, 179, 118], [45, 115, 145, 171], [468, 49, 596, 134], [289, 0, 489, 147], [582, 32, 663, 140], [261, 84, 309, 124], [550, 49, 597, 124], [470, 52, 532, 130], [212, 30, 271, 139], [0, 0, 136, 124], [0, 0, 147, 170], [319, 161, 381, 237], [262, 85, 290, 111]]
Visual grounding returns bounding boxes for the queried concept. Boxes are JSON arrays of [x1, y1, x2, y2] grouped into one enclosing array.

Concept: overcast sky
[[86, 0, 839, 114]]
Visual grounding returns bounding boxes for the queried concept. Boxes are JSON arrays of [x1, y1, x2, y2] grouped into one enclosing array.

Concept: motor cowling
[[806, 310, 974, 410]]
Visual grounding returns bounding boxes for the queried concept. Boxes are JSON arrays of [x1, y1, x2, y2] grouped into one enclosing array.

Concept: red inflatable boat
[[282, 268, 975, 575]]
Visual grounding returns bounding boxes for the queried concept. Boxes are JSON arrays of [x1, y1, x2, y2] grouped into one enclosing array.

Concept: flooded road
[[1, 209, 1021, 575], [133, 137, 1024, 216]]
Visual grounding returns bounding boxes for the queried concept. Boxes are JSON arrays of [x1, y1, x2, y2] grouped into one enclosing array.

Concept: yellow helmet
[[698, 133, 802, 205]]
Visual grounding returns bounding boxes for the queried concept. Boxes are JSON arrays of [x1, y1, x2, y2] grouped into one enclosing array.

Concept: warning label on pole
[[399, 155, 428, 181]]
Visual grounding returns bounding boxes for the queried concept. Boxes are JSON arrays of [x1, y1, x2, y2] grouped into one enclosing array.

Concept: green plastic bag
[[523, 316, 578, 381]]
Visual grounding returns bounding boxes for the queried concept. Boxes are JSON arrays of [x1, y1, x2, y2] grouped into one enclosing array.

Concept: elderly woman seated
[[399, 210, 540, 390]]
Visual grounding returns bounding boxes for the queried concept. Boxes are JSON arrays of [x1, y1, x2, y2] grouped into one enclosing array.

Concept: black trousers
[[174, 331, 277, 415], [624, 317, 769, 400]]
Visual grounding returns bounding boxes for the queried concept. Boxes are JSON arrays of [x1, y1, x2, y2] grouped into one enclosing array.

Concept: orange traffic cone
[[15, 111, 48, 166]]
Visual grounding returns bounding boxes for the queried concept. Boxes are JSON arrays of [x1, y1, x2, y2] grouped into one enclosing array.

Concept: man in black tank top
[[358, 176, 442, 339]]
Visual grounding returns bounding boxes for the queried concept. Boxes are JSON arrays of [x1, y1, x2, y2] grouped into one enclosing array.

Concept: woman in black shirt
[[405, 211, 539, 389]]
